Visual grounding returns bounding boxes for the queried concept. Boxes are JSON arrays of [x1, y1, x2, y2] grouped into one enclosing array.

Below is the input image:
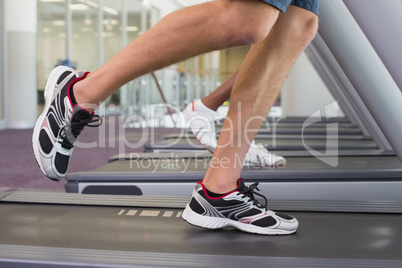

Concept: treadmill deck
[[65, 154, 402, 201], [1, 192, 402, 267]]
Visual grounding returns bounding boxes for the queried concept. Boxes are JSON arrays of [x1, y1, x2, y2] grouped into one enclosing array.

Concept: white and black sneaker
[[182, 99, 218, 153], [32, 66, 102, 181], [182, 179, 298, 235]]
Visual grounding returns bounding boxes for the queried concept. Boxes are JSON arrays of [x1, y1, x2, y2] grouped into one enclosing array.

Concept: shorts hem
[[292, 2, 319, 16], [260, 0, 290, 13]]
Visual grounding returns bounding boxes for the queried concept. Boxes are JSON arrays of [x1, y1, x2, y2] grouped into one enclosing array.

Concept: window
[[37, 0, 145, 110]]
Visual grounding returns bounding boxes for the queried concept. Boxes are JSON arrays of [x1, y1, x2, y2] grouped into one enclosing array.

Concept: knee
[[216, 0, 279, 48], [300, 14, 319, 43], [285, 13, 319, 49], [223, 23, 272, 47]]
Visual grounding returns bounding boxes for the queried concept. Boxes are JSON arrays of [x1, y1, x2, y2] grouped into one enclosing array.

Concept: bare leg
[[73, 0, 279, 112], [201, 69, 239, 111], [202, 6, 319, 193]]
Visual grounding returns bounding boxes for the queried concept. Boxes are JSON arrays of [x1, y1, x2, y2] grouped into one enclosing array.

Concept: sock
[[195, 99, 217, 121], [69, 84, 78, 106], [205, 188, 234, 198], [69, 72, 90, 107]]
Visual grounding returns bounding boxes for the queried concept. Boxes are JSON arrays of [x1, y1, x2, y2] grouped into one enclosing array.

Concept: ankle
[[195, 99, 217, 119], [72, 79, 97, 113], [202, 179, 237, 195], [200, 97, 220, 112]]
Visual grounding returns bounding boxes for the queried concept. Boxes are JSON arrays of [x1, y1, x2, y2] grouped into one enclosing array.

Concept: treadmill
[[3, 2, 402, 267], [144, 134, 378, 152], [217, 124, 361, 136], [65, 0, 402, 203], [1, 191, 402, 268], [214, 116, 353, 128], [65, 152, 402, 202], [165, 132, 370, 141], [144, 120, 369, 152]]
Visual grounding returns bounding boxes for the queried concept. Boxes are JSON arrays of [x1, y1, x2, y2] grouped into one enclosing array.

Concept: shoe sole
[[32, 66, 74, 181], [182, 204, 297, 235]]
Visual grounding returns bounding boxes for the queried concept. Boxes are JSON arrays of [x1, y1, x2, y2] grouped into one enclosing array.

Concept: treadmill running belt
[[1, 199, 402, 265]]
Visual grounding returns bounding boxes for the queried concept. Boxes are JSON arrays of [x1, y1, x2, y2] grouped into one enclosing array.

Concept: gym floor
[[0, 116, 180, 192]]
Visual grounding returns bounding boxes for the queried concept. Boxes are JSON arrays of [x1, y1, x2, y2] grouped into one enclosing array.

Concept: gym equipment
[[1, 192, 402, 267], [65, 152, 402, 202], [144, 135, 378, 152]]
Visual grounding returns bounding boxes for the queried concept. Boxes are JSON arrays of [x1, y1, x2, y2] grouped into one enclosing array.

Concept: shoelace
[[239, 182, 268, 210], [59, 114, 103, 149]]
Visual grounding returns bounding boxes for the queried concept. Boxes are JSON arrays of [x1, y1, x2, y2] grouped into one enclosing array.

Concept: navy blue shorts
[[261, 0, 319, 16]]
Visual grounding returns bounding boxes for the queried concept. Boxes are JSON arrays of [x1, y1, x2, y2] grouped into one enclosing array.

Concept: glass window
[[36, 1, 225, 127], [71, 0, 98, 71], [37, 0, 66, 109], [37, 0, 145, 111]]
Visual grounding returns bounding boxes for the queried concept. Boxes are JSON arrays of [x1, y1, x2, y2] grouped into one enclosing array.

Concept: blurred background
[[0, 0, 340, 131]]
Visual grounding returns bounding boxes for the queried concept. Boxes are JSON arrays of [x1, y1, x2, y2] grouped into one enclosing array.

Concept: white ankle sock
[[195, 99, 216, 120]]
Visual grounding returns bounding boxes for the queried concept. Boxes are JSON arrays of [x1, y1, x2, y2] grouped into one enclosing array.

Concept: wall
[[219, 46, 250, 82], [5, 0, 38, 128], [281, 52, 342, 117]]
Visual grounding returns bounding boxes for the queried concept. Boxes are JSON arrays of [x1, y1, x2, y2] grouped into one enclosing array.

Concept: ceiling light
[[103, 19, 119, 25], [77, 0, 119, 16], [40, 0, 64, 2], [125, 26, 139, 32], [176, 0, 211, 7], [52, 20, 65, 26], [142, 0, 151, 8], [70, 4, 90, 11], [103, 6, 119, 16]]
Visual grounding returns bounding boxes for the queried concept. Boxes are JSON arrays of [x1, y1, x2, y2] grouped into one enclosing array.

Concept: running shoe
[[244, 141, 286, 167], [182, 179, 298, 235], [183, 100, 217, 153], [183, 100, 286, 167], [32, 66, 102, 181]]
